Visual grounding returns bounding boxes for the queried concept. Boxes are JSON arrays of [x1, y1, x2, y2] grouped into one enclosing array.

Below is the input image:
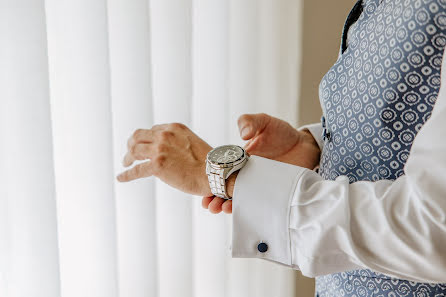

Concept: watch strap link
[[207, 167, 231, 200]]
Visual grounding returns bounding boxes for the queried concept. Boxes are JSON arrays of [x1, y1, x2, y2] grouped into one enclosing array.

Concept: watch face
[[208, 145, 244, 165]]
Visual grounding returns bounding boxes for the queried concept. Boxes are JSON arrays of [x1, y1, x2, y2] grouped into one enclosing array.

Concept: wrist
[[226, 171, 239, 199], [298, 128, 321, 170], [301, 129, 320, 151]]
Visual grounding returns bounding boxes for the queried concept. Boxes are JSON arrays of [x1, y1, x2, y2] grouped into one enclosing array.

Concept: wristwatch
[[205, 145, 249, 200]]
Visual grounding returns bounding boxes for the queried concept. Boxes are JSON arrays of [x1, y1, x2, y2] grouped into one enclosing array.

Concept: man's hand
[[238, 113, 320, 168], [202, 113, 321, 214], [116, 123, 213, 197]]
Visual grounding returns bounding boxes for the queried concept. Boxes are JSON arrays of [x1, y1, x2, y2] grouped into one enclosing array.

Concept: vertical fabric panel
[[0, 1, 307, 297], [149, 1, 194, 297], [227, 0, 303, 297], [256, 0, 301, 124], [191, 0, 230, 297], [0, 134, 8, 295], [0, 1, 61, 297], [45, 1, 119, 297], [228, 0, 302, 125], [249, 1, 303, 296], [227, 1, 262, 296], [107, 0, 158, 296]]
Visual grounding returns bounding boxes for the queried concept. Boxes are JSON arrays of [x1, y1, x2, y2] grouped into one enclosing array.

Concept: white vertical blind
[[149, 1, 194, 297], [226, 1, 302, 297], [45, 1, 119, 297], [0, 1, 61, 297], [107, 0, 158, 297], [0, 0, 305, 296], [191, 1, 230, 297]]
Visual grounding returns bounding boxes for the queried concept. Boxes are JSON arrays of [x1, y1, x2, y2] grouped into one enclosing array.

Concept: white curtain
[[0, 0, 304, 296]]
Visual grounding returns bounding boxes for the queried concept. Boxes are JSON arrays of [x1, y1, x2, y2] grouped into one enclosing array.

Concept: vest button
[[321, 115, 326, 128], [257, 242, 268, 253]]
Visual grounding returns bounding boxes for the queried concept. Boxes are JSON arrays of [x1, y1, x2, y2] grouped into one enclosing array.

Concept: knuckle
[[154, 154, 167, 169], [258, 112, 268, 119], [132, 144, 145, 158], [157, 143, 168, 154], [159, 130, 174, 141], [169, 122, 186, 130], [133, 129, 145, 140]]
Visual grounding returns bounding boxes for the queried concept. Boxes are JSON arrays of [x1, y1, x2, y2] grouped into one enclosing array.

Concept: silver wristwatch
[[205, 145, 249, 200]]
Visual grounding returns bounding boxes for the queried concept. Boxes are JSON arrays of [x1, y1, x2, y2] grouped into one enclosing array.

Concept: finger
[[244, 136, 259, 153], [127, 124, 167, 151], [123, 152, 135, 168], [208, 197, 225, 214], [123, 143, 156, 167], [127, 130, 153, 151], [222, 200, 232, 214], [237, 113, 269, 140], [202, 196, 214, 209], [116, 161, 154, 182], [243, 138, 254, 150]]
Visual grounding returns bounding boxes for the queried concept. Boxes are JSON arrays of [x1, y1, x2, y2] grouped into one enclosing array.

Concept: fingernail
[[240, 127, 250, 138]]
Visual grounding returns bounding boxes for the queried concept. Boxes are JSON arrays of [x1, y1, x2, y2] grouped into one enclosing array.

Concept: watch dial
[[209, 145, 244, 164]]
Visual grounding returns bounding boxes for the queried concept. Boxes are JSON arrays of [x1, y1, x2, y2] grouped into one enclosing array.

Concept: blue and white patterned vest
[[316, 0, 446, 296]]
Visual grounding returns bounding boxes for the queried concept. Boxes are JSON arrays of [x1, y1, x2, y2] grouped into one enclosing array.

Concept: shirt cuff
[[231, 155, 305, 267], [298, 122, 324, 152]]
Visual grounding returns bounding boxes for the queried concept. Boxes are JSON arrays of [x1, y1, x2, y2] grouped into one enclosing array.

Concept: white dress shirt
[[231, 49, 446, 284]]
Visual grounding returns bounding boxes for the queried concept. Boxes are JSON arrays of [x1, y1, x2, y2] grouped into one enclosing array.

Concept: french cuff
[[231, 155, 305, 267], [298, 122, 324, 152]]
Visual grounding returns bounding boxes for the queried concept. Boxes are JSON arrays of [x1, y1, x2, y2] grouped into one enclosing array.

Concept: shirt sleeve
[[231, 52, 446, 284]]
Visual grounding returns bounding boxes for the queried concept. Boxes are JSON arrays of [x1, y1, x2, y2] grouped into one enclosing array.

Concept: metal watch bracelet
[[207, 167, 231, 200]]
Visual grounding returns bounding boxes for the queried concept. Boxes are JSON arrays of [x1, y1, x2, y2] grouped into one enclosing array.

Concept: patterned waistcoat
[[316, 0, 446, 296]]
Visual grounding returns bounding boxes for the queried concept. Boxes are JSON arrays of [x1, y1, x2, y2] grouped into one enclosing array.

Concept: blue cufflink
[[258, 242, 268, 253], [322, 128, 331, 142], [321, 115, 331, 142]]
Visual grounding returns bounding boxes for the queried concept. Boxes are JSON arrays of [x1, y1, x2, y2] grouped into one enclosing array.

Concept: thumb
[[237, 113, 269, 140]]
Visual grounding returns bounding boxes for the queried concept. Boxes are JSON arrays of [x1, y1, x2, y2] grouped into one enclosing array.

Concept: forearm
[[231, 154, 446, 283], [230, 90, 446, 282]]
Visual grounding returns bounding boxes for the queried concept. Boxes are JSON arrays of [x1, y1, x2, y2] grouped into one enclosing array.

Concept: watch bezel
[[206, 145, 247, 169]]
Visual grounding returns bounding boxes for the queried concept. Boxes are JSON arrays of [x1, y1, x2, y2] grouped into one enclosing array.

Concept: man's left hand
[[117, 123, 214, 197]]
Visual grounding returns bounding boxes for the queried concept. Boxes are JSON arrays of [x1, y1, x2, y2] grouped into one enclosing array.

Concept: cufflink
[[321, 115, 331, 142], [257, 242, 268, 253], [322, 128, 331, 142]]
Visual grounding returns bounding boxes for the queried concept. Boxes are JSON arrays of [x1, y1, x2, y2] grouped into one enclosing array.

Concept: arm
[[203, 115, 322, 214], [225, 121, 322, 198], [230, 58, 446, 284]]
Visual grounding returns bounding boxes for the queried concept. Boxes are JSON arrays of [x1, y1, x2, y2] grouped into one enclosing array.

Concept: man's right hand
[[202, 113, 321, 214]]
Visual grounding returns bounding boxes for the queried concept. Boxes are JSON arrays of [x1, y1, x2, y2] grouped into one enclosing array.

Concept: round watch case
[[206, 145, 247, 168], [205, 145, 249, 199]]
